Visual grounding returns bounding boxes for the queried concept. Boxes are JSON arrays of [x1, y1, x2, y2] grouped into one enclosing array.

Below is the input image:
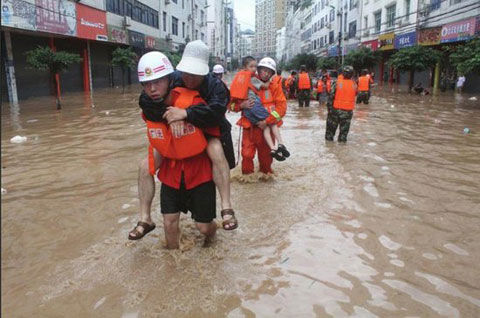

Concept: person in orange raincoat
[[356, 69, 373, 104], [316, 75, 331, 106], [230, 57, 288, 174]]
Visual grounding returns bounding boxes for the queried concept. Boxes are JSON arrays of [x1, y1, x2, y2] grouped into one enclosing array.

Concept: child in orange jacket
[[230, 56, 289, 161]]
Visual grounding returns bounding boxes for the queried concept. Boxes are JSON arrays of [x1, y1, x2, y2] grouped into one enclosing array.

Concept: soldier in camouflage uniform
[[325, 66, 357, 143]]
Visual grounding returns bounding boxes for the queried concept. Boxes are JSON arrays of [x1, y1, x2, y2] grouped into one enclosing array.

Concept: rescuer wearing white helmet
[[132, 41, 239, 240], [137, 51, 174, 101], [229, 56, 289, 176]]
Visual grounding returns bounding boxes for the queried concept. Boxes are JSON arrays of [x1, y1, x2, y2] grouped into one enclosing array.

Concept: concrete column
[[4, 31, 19, 104]]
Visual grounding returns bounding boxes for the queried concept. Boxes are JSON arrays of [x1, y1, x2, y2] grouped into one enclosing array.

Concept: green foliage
[[344, 47, 381, 72], [388, 45, 440, 72], [288, 53, 318, 71], [111, 47, 137, 69], [317, 57, 339, 71], [164, 52, 182, 67], [450, 37, 480, 75], [26, 46, 82, 74]]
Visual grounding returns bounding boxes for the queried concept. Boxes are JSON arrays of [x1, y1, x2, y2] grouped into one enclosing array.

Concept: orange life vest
[[146, 87, 207, 161], [298, 72, 311, 89], [286, 75, 294, 88], [229, 70, 252, 100], [358, 76, 370, 92], [317, 80, 331, 93], [333, 79, 356, 111]]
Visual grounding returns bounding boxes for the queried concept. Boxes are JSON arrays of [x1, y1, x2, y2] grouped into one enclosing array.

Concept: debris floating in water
[[469, 96, 477, 101], [122, 203, 131, 209], [1, 188, 7, 194], [390, 104, 395, 108], [463, 128, 470, 134], [280, 257, 290, 264], [26, 119, 38, 123], [93, 296, 107, 310], [10, 135, 27, 143], [118, 217, 129, 224]]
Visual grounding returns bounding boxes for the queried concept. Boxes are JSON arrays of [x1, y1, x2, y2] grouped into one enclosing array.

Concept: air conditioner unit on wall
[[166, 33, 172, 41], [188, 14, 192, 21], [123, 16, 131, 27], [364, 30, 370, 36], [165, 0, 170, 4]]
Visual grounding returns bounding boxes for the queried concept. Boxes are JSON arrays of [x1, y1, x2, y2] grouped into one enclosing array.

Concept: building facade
[[254, 0, 286, 58], [1, 0, 209, 102]]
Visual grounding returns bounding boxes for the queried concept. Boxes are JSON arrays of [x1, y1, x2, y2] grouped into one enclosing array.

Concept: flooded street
[[2, 85, 480, 317]]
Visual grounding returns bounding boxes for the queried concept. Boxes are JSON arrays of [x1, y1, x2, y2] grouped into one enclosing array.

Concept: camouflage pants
[[325, 108, 353, 142], [297, 89, 310, 107], [356, 91, 370, 104]]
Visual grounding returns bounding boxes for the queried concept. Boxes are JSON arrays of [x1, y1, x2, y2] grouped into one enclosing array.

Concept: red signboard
[[76, 3, 107, 41], [36, 0, 76, 36], [361, 39, 378, 51], [145, 36, 156, 49]]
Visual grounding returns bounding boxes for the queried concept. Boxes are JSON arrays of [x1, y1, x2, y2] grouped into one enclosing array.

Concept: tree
[[26, 46, 82, 109], [344, 47, 381, 73], [165, 51, 182, 67], [388, 45, 440, 90], [111, 47, 137, 93], [450, 37, 480, 75], [288, 53, 318, 72], [317, 57, 339, 71]]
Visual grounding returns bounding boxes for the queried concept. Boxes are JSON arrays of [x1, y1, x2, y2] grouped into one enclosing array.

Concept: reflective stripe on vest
[[146, 87, 207, 160], [333, 79, 356, 111], [358, 76, 370, 92], [298, 73, 311, 89]]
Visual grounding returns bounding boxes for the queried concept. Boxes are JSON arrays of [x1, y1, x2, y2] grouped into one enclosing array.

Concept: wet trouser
[[288, 87, 296, 99], [241, 126, 274, 174], [325, 108, 353, 142], [298, 89, 310, 107], [356, 91, 369, 104]]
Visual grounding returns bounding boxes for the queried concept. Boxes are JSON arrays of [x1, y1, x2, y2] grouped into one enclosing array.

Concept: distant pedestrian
[[456, 74, 466, 93]]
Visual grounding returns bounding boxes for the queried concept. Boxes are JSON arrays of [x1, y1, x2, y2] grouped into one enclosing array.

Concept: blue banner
[[394, 31, 416, 49], [328, 45, 338, 57]]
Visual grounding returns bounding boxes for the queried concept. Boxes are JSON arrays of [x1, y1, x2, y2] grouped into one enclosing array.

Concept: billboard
[[145, 36, 156, 49], [35, 0, 76, 36], [361, 39, 378, 51], [378, 32, 394, 51], [1, 0, 36, 31], [76, 3, 107, 41], [394, 31, 416, 49], [441, 17, 476, 43], [128, 30, 145, 48], [418, 27, 441, 46], [108, 25, 128, 44]]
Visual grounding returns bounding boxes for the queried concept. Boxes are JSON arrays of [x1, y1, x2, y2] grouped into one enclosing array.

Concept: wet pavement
[[1, 85, 480, 317]]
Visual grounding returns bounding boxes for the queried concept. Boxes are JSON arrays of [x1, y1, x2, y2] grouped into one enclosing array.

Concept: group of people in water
[[128, 40, 373, 248]]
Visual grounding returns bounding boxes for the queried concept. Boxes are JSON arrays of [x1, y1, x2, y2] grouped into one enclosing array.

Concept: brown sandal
[[128, 221, 156, 240], [221, 209, 238, 230]]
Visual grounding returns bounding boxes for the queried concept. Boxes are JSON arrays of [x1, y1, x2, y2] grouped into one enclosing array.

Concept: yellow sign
[[378, 32, 395, 51]]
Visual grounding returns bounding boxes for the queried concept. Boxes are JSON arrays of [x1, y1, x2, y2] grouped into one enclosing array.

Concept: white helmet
[[213, 64, 224, 74], [257, 57, 276, 72], [176, 40, 210, 76], [137, 51, 174, 83]]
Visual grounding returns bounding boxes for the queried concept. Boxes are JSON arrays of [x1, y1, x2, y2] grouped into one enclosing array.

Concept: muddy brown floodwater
[[1, 85, 480, 318]]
